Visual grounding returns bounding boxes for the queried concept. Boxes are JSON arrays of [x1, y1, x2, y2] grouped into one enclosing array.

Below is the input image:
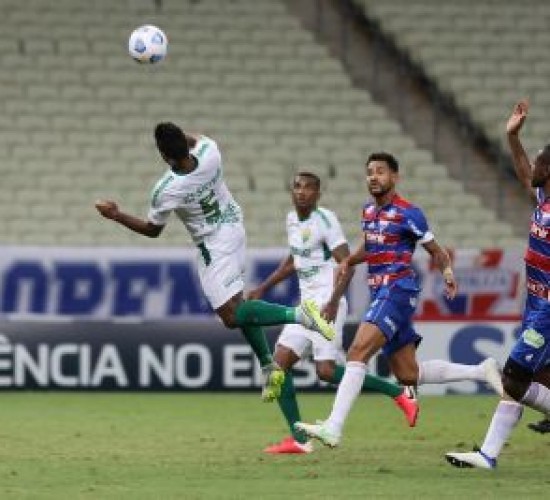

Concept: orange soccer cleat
[[263, 436, 313, 454]]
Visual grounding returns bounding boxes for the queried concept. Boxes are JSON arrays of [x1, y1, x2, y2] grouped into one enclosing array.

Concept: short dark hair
[[366, 152, 399, 172], [294, 171, 321, 189], [154, 122, 189, 161], [542, 144, 550, 161]]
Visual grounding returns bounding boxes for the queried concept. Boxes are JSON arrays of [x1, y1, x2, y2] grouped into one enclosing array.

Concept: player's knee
[[347, 342, 369, 362], [220, 313, 238, 329], [503, 358, 532, 401]]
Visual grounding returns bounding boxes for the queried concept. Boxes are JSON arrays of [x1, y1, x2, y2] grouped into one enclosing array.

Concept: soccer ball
[[128, 25, 168, 64]]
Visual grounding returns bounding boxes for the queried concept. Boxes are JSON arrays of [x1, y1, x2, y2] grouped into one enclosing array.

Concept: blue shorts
[[362, 284, 422, 357], [510, 300, 550, 372]]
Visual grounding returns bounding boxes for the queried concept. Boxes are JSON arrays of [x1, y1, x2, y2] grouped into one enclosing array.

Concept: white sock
[[325, 361, 367, 436], [480, 400, 523, 459], [418, 360, 484, 385], [521, 382, 550, 414]]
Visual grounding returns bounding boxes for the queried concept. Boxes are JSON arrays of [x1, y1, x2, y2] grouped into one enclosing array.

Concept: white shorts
[[197, 223, 246, 310], [277, 297, 347, 362]]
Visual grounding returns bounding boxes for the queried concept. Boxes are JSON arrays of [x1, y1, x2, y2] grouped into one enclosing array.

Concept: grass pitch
[[0, 393, 548, 499]]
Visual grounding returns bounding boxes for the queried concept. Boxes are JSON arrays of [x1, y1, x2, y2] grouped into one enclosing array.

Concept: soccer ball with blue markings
[[128, 25, 168, 64]]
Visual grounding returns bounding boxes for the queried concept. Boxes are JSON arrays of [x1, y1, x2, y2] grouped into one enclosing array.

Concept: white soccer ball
[[128, 25, 168, 64]]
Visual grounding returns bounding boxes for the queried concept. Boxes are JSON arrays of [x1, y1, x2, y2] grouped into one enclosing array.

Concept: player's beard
[[368, 183, 392, 197]]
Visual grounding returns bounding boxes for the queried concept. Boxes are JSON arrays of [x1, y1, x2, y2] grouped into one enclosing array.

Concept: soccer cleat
[[294, 421, 340, 448], [261, 364, 285, 402], [528, 418, 550, 434], [481, 358, 504, 397], [394, 389, 419, 427], [445, 447, 497, 469], [299, 299, 335, 341], [263, 436, 313, 454]]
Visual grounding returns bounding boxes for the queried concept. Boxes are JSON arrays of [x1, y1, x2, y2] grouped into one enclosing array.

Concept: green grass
[[0, 393, 548, 499]]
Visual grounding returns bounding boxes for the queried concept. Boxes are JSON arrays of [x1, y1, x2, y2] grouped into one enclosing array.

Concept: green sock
[[331, 365, 403, 398], [240, 325, 273, 368], [277, 373, 308, 444], [235, 300, 296, 327]]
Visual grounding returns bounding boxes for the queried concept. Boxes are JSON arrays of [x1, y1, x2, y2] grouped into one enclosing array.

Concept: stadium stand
[[357, 0, 550, 160], [0, 0, 522, 247]]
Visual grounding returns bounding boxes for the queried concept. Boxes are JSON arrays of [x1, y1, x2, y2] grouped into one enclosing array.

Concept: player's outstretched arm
[[247, 255, 295, 300], [422, 240, 458, 300], [506, 99, 536, 198], [95, 200, 164, 238], [341, 238, 368, 269]]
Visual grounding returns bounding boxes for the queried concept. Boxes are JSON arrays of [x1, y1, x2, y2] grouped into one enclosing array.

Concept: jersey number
[[199, 191, 221, 224]]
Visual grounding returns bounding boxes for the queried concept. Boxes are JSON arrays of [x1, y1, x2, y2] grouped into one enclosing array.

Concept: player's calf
[[502, 358, 533, 401]]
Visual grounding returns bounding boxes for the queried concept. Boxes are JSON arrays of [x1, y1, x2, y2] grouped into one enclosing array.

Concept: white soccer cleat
[[481, 358, 504, 397], [294, 421, 340, 448], [445, 449, 497, 469]]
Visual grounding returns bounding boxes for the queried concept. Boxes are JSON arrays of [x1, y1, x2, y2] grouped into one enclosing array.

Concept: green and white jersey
[[287, 207, 347, 302], [148, 135, 243, 244]]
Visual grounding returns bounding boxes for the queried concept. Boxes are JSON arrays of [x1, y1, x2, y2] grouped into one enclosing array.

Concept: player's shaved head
[[294, 171, 321, 190], [155, 122, 189, 161], [532, 144, 550, 188]]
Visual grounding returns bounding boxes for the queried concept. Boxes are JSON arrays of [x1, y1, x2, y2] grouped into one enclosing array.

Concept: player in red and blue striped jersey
[[296, 152, 503, 447], [447, 100, 550, 469]]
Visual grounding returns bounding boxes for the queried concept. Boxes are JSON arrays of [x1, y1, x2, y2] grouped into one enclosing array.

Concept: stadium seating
[[358, 0, 550, 159], [0, 0, 522, 247]]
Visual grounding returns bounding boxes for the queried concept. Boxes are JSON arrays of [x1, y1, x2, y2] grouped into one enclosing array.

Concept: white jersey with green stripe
[[287, 207, 347, 302], [147, 135, 243, 244]]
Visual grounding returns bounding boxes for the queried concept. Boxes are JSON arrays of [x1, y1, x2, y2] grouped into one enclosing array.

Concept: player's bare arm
[[322, 243, 354, 322], [247, 255, 295, 300], [422, 239, 457, 299], [336, 237, 368, 278], [506, 99, 536, 198], [95, 199, 164, 238]]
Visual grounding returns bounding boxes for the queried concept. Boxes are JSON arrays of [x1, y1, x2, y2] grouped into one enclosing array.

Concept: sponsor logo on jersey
[[301, 228, 312, 243], [530, 221, 549, 239], [522, 328, 545, 349], [290, 246, 311, 258], [365, 232, 385, 244]]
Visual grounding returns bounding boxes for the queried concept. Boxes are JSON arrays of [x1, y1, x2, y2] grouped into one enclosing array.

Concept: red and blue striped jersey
[[362, 194, 434, 290], [524, 188, 550, 307]]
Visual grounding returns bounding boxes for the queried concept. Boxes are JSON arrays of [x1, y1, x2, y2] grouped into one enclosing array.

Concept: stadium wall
[[0, 246, 523, 394]]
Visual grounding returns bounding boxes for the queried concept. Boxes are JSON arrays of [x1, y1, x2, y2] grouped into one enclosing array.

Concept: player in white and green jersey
[[249, 172, 418, 454], [95, 122, 336, 401]]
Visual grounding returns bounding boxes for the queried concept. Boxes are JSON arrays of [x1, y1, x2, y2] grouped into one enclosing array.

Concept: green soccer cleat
[[299, 299, 335, 341], [294, 421, 340, 448], [261, 365, 285, 402]]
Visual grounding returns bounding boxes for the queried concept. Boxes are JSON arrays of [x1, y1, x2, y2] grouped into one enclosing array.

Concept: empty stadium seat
[[0, 0, 519, 249]]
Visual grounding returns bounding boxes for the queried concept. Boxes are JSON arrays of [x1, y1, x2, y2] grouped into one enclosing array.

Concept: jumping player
[[95, 123, 335, 401]]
